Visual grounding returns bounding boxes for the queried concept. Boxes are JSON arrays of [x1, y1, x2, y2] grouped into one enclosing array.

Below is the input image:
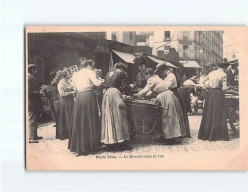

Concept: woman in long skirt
[[198, 60, 230, 141], [101, 62, 133, 150], [136, 68, 186, 145], [68, 60, 104, 156], [56, 69, 74, 140], [155, 63, 191, 138]]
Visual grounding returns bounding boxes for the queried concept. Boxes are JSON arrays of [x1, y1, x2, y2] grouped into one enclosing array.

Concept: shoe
[[29, 139, 39, 143], [34, 136, 43, 140]]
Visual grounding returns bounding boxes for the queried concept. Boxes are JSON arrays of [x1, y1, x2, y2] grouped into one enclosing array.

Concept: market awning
[[147, 56, 178, 68], [180, 60, 201, 68], [112, 50, 135, 64]]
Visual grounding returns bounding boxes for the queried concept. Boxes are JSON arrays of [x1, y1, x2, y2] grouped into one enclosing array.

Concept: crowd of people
[[28, 57, 239, 156]]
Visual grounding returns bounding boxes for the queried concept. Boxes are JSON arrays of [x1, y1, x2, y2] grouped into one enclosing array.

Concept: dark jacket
[[135, 70, 147, 88], [49, 85, 59, 101], [28, 74, 42, 112], [226, 68, 239, 86], [105, 71, 132, 93]]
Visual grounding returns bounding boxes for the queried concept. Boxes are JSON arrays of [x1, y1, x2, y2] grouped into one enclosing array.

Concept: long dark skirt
[[56, 95, 74, 140], [101, 88, 130, 144], [68, 90, 101, 154], [171, 88, 191, 138], [198, 88, 229, 141]]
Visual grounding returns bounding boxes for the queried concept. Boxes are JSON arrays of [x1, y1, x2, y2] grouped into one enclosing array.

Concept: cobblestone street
[[26, 114, 240, 170]]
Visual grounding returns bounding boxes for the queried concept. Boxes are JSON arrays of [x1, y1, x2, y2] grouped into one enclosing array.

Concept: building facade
[[106, 31, 136, 46], [223, 42, 239, 61], [173, 31, 224, 75], [151, 30, 223, 76], [28, 32, 111, 84]]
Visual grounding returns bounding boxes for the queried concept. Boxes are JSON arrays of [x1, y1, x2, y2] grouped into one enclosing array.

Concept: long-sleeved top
[[105, 71, 132, 93], [135, 69, 147, 88], [226, 68, 239, 86], [205, 68, 227, 92], [164, 72, 177, 89], [28, 73, 42, 111], [138, 75, 169, 96], [57, 78, 73, 97], [72, 69, 102, 92]]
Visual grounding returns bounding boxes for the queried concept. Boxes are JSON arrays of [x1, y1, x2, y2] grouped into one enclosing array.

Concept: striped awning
[[112, 50, 135, 64], [180, 60, 201, 68], [147, 56, 178, 68]]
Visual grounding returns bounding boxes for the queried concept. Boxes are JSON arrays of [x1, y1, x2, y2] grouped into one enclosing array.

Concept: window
[[183, 31, 189, 40], [183, 45, 189, 57], [111, 33, 117, 41], [164, 31, 171, 41], [157, 51, 164, 57], [130, 32, 133, 40]]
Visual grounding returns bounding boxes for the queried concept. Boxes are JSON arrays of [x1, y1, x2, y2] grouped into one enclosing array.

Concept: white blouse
[[72, 69, 102, 92], [205, 68, 227, 92], [138, 75, 169, 96], [164, 72, 177, 89]]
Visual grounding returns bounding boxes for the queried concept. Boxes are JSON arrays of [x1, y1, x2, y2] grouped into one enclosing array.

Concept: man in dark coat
[[28, 64, 43, 143], [48, 70, 60, 125], [134, 63, 147, 91], [226, 59, 239, 86]]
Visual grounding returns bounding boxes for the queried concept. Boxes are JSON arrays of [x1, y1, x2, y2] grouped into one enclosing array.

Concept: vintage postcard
[[25, 26, 248, 170]]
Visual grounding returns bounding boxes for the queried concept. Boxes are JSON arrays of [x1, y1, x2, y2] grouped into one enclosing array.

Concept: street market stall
[[225, 87, 239, 135], [125, 98, 162, 145]]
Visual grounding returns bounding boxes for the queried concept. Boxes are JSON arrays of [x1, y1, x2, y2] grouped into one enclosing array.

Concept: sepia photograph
[[25, 26, 247, 170]]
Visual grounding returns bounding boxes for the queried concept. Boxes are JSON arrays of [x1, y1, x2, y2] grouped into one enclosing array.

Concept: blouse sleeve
[[89, 70, 102, 87], [166, 73, 176, 89], [138, 78, 156, 96], [221, 74, 228, 92]]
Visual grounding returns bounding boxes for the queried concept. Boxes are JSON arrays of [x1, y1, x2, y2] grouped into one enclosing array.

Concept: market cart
[[225, 92, 239, 136], [125, 98, 162, 145]]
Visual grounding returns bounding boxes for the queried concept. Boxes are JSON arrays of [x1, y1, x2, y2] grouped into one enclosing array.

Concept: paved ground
[[28, 115, 240, 162]]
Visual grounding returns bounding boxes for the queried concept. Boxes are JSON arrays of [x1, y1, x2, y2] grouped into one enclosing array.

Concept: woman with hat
[[198, 59, 230, 141], [101, 62, 133, 150], [135, 68, 186, 145], [69, 60, 104, 156], [56, 68, 74, 140], [155, 63, 191, 138]]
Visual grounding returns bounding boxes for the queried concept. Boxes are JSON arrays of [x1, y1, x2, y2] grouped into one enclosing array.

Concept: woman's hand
[[133, 93, 142, 99]]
